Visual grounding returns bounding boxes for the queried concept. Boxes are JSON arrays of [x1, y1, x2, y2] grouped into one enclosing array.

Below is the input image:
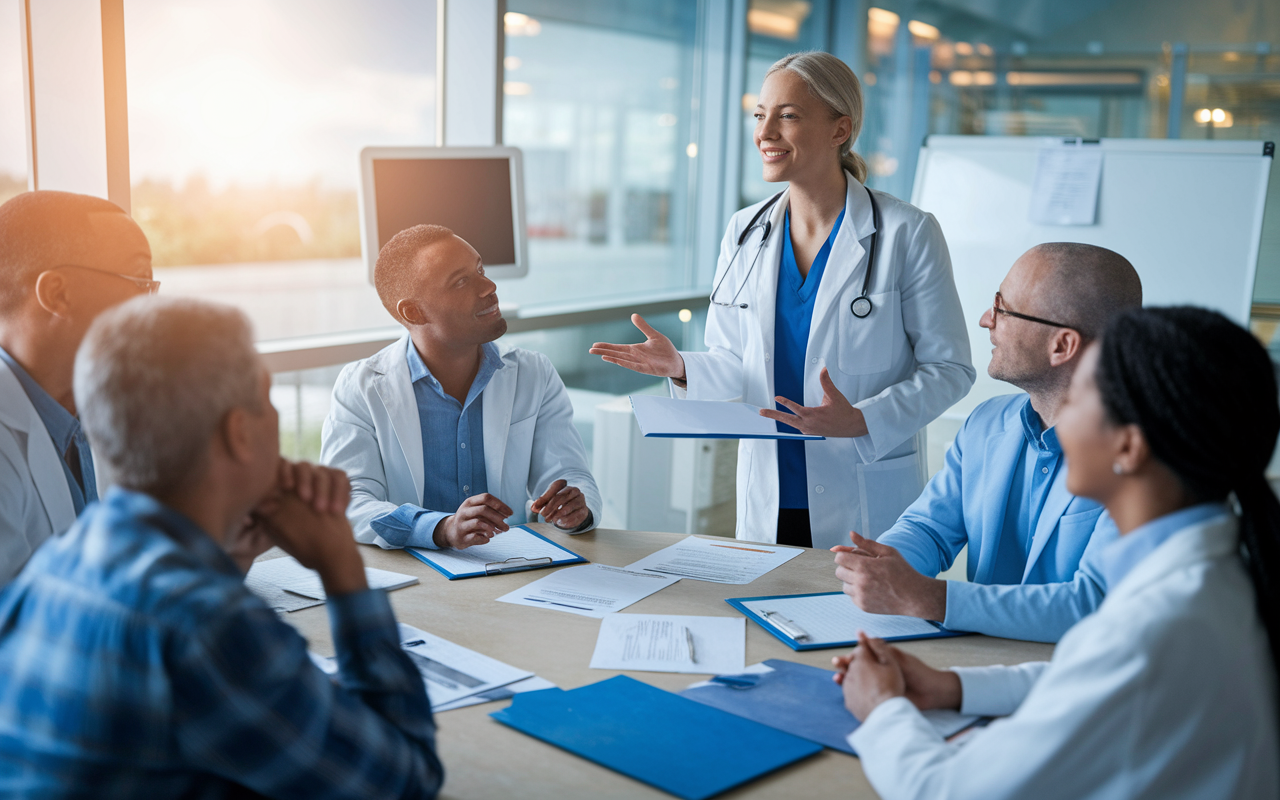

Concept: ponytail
[[841, 151, 869, 185]]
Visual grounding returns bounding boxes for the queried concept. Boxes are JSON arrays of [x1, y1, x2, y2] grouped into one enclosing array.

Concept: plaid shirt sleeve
[[168, 587, 443, 799]]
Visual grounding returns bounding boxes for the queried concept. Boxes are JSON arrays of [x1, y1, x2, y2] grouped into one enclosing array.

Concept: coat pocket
[[856, 452, 926, 539], [836, 290, 897, 375]]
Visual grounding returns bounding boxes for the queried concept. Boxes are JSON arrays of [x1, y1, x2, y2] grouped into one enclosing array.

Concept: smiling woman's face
[[753, 69, 849, 186]]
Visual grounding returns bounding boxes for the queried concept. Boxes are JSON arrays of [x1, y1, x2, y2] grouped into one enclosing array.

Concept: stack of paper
[[246, 556, 418, 613], [589, 614, 746, 675], [627, 536, 803, 584], [497, 564, 679, 617]]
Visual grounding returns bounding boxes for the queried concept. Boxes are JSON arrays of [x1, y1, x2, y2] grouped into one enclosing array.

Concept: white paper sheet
[[432, 676, 557, 712], [630, 395, 823, 440], [627, 536, 803, 584], [395, 623, 533, 708], [496, 564, 680, 617], [1028, 145, 1104, 225], [590, 614, 746, 675], [741, 593, 941, 644], [246, 556, 418, 605], [408, 525, 580, 577]]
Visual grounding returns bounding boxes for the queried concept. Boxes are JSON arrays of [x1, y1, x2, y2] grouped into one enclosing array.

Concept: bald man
[[0, 191, 155, 583], [834, 243, 1141, 643]]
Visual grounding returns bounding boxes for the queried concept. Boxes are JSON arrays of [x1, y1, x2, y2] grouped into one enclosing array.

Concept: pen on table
[[685, 627, 697, 664], [759, 610, 811, 642], [402, 639, 426, 648]]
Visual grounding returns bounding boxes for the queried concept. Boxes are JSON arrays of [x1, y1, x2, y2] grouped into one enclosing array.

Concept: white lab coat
[[321, 335, 602, 548], [851, 514, 1279, 800], [678, 173, 974, 549], [0, 359, 77, 584]]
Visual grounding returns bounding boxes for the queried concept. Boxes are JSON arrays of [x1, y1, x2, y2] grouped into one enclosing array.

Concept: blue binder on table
[[680, 659, 978, 756], [406, 526, 586, 580], [726, 591, 966, 650], [490, 675, 821, 800]]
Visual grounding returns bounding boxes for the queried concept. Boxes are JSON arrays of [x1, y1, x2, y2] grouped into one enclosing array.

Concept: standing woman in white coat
[[590, 52, 973, 548], [840, 306, 1280, 799]]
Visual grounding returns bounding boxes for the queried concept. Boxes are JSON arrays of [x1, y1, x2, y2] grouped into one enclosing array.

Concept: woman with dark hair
[[835, 306, 1279, 799]]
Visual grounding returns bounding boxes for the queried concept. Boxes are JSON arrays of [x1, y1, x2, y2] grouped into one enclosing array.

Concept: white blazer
[[851, 514, 1279, 799], [0, 360, 77, 584], [321, 336, 602, 548], [679, 174, 974, 549]]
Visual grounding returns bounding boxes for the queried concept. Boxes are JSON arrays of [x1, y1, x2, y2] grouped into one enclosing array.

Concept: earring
[[1113, 463, 1125, 475]]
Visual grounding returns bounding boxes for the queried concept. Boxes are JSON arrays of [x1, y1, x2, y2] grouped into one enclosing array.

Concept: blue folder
[[406, 526, 586, 580], [681, 659, 977, 756], [726, 592, 966, 650], [490, 675, 822, 800]]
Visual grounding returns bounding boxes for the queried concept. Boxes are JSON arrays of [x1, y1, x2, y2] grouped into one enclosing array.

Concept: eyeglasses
[[54, 264, 160, 295], [992, 292, 1073, 330]]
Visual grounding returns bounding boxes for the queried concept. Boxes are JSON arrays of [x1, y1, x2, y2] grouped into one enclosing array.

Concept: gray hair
[[766, 51, 869, 184], [74, 295, 264, 493]]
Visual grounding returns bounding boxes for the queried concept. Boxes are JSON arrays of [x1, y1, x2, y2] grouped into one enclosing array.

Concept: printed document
[[741, 593, 941, 644], [627, 536, 803, 584], [496, 564, 680, 618], [630, 395, 822, 440], [409, 525, 578, 576], [246, 556, 417, 608], [1029, 145, 1103, 225], [396, 623, 533, 708], [590, 614, 746, 675]]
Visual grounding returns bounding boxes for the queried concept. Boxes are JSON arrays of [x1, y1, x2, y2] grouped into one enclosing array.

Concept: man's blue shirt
[[876, 394, 1117, 643], [370, 341, 502, 549], [774, 207, 845, 509], [0, 344, 96, 512], [0, 487, 443, 797]]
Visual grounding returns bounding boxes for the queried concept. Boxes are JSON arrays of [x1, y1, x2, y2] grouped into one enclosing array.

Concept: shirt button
[[1042, 466, 1049, 474], [810, 357, 819, 364], [815, 485, 825, 494], [463, 485, 470, 492], [460, 442, 467, 449], [764, 354, 771, 362]]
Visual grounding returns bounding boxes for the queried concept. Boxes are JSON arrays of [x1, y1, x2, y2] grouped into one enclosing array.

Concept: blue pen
[[711, 674, 760, 689]]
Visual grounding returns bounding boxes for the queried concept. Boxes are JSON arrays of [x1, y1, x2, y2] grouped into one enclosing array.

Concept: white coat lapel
[[1023, 467, 1075, 581], [0, 363, 76, 533], [482, 353, 516, 501], [373, 337, 425, 502], [754, 188, 790, 398], [810, 173, 873, 328]]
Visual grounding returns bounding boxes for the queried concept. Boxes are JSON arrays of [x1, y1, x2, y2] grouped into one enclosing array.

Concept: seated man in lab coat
[[0, 191, 155, 585], [834, 243, 1141, 642], [321, 224, 601, 550]]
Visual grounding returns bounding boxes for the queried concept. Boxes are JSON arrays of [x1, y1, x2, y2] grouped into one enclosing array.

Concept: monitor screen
[[371, 156, 517, 266]]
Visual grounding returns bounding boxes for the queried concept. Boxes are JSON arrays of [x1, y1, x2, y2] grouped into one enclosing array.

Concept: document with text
[[626, 536, 803, 584], [496, 564, 680, 618], [590, 614, 746, 675]]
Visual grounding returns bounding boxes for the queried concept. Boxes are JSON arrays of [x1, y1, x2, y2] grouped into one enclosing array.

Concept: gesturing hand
[[589, 314, 687, 380], [840, 632, 907, 721], [759, 368, 868, 437], [434, 494, 513, 550], [832, 531, 948, 621], [531, 479, 589, 530]]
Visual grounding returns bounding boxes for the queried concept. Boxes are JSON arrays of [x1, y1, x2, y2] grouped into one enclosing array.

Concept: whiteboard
[[912, 136, 1273, 417]]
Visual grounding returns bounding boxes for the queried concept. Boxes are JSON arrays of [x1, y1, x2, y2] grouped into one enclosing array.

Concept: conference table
[[282, 525, 1054, 799]]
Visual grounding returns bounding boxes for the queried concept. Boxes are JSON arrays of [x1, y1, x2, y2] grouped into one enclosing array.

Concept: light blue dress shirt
[[369, 342, 503, 549], [1101, 502, 1229, 588], [774, 207, 845, 509], [876, 394, 1116, 642], [0, 345, 96, 514]]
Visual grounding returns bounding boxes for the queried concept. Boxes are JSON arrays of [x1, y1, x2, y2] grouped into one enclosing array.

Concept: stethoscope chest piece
[[850, 295, 873, 318]]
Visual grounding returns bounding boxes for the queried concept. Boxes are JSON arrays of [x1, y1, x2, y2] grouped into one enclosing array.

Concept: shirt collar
[[1101, 502, 1231, 589], [0, 344, 79, 454], [1018, 396, 1061, 454], [406, 340, 504, 408], [102, 486, 243, 578]]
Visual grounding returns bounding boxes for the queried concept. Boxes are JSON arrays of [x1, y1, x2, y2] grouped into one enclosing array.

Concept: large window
[[123, 0, 437, 341], [0, 1, 26, 203], [499, 0, 703, 308]]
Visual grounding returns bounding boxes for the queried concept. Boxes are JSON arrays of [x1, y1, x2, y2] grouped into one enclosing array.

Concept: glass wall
[[122, 0, 437, 341], [499, 0, 703, 307], [0, 1, 26, 203]]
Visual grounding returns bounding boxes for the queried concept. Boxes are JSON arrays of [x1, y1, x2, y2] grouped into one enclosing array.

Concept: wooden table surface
[[280, 526, 1052, 799]]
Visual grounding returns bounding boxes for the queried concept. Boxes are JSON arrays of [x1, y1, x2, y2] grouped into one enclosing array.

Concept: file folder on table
[[727, 591, 965, 650], [490, 675, 821, 800], [407, 526, 585, 580]]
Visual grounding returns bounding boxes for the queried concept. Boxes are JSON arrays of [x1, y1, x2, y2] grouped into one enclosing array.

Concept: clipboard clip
[[759, 610, 811, 642], [484, 556, 553, 575]]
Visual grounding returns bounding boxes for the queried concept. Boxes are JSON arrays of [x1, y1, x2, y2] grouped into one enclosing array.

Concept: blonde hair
[[765, 51, 868, 184]]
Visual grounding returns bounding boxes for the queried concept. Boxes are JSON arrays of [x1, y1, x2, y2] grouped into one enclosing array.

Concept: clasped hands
[[834, 632, 962, 721], [433, 479, 589, 550]]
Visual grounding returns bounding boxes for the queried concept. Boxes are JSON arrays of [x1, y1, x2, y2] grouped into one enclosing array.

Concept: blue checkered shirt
[[0, 487, 444, 798]]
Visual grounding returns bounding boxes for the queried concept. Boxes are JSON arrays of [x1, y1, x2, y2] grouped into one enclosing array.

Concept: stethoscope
[[709, 185, 880, 319]]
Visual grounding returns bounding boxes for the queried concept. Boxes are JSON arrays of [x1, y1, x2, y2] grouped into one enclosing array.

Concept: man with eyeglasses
[[832, 243, 1141, 643], [0, 190, 156, 584]]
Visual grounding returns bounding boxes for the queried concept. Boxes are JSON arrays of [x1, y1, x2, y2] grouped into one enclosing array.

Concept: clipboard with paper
[[408, 525, 586, 580], [726, 591, 966, 651]]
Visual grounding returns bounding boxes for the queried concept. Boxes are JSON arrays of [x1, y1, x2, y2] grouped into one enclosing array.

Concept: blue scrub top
[[774, 206, 845, 509]]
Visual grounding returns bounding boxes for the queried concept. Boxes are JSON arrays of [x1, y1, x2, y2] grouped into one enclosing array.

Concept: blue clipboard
[[726, 591, 967, 651], [406, 526, 586, 580]]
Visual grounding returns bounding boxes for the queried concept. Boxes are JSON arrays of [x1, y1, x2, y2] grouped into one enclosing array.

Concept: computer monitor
[[358, 146, 528, 280]]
